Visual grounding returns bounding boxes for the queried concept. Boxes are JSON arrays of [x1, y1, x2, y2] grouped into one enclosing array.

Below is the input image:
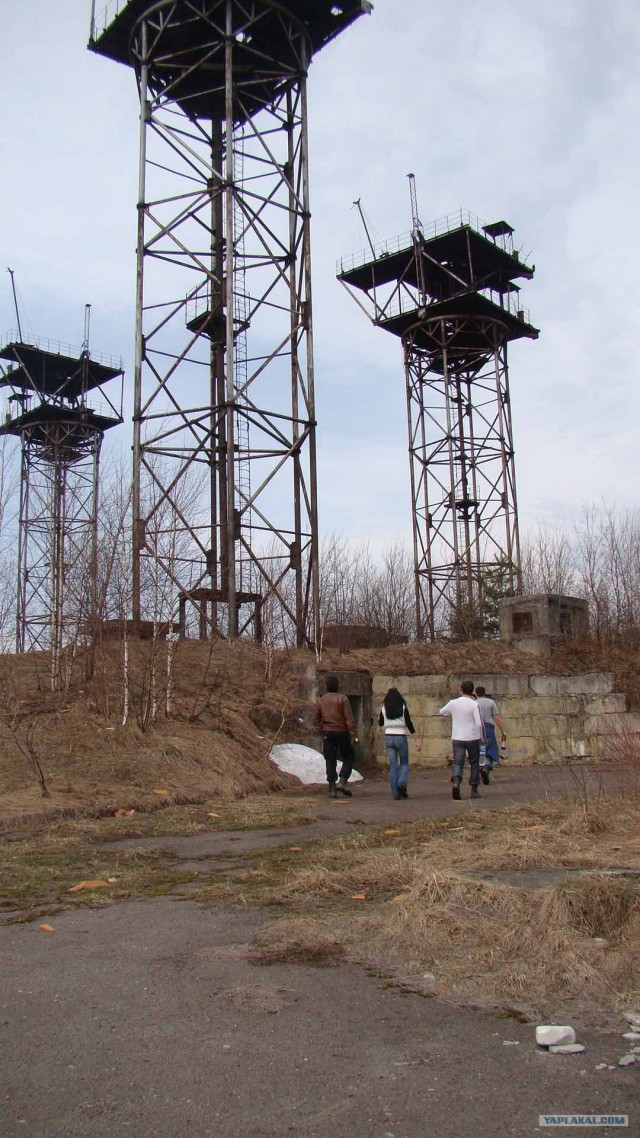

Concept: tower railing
[[1, 329, 123, 372], [378, 289, 531, 326], [90, 0, 126, 40], [337, 207, 521, 276]]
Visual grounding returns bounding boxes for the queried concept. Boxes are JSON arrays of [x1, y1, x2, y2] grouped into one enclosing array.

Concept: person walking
[[312, 674, 357, 798], [474, 685, 506, 783], [378, 687, 421, 799], [439, 680, 486, 800]]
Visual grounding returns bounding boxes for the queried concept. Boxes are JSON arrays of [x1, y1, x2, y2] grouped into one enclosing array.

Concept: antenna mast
[[353, 199, 377, 260], [407, 173, 422, 234], [407, 174, 427, 300], [7, 268, 23, 341], [83, 303, 92, 353]]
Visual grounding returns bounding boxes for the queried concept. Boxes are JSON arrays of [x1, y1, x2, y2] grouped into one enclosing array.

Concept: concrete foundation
[[371, 672, 637, 767], [296, 661, 637, 771]]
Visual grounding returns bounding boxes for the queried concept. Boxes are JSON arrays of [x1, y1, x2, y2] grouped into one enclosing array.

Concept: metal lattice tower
[[0, 331, 124, 680], [89, 0, 372, 646], [338, 207, 538, 640]]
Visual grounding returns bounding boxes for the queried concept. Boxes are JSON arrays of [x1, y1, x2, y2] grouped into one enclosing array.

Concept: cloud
[[2, 0, 639, 551]]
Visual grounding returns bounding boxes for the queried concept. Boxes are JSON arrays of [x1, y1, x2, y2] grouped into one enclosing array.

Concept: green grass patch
[[0, 833, 195, 916]]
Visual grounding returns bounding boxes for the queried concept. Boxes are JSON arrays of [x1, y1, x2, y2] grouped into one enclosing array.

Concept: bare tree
[[520, 520, 577, 596]]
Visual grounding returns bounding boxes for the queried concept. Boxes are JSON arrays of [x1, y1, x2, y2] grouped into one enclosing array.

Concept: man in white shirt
[[439, 680, 486, 800]]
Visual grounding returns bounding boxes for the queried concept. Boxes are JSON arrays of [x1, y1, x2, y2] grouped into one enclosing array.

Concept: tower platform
[[0, 334, 123, 445], [89, 0, 373, 122], [0, 334, 123, 399], [338, 214, 539, 347]]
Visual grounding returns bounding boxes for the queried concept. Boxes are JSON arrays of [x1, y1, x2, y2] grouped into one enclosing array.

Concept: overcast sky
[[2, 0, 640, 553]]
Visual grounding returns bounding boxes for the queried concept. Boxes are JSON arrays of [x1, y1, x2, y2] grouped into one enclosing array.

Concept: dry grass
[[0, 639, 313, 822], [251, 866, 640, 1024], [197, 795, 640, 1024], [319, 639, 592, 680], [47, 794, 318, 843], [249, 939, 345, 967]]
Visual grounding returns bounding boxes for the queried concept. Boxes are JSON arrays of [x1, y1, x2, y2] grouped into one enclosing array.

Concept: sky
[[2, 0, 640, 555]]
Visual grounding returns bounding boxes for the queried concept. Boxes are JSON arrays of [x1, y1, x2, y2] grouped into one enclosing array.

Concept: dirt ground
[[1, 769, 639, 1138], [2, 898, 637, 1138]]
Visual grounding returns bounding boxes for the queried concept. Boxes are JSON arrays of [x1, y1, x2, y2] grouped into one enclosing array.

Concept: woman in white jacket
[[378, 687, 421, 799]]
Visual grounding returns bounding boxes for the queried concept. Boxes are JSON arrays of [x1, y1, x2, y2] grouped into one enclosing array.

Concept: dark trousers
[[322, 732, 354, 784], [451, 740, 480, 787]]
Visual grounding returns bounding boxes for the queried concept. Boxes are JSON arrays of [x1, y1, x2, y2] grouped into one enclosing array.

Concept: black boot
[[337, 779, 352, 797], [452, 778, 462, 801], [328, 782, 337, 798]]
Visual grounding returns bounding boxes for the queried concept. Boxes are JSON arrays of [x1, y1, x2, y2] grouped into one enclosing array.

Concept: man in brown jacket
[[312, 674, 357, 797]]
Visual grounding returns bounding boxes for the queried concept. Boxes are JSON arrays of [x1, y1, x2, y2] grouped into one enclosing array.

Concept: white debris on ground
[[536, 1026, 576, 1048], [549, 1044, 585, 1055], [269, 743, 364, 786]]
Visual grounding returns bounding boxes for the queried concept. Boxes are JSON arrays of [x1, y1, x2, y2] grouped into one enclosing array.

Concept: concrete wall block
[[500, 695, 583, 717], [409, 698, 453, 721], [372, 675, 396, 699], [444, 669, 523, 696], [503, 736, 541, 760], [529, 675, 559, 696], [490, 675, 531, 697], [374, 737, 450, 767], [407, 675, 449, 696], [397, 715, 451, 742], [373, 674, 449, 698], [556, 673, 615, 696], [587, 694, 627, 715], [500, 715, 537, 738], [585, 711, 640, 737], [418, 740, 453, 765], [543, 713, 588, 739]]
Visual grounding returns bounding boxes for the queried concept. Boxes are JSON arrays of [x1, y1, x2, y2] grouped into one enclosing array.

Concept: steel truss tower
[[0, 333, 123, 678], [89, 0, 372, 645], [338, 210, 538, 639]]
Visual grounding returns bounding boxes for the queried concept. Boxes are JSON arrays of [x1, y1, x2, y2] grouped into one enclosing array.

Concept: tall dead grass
[[257, 866, 640, 1021], [249, 797, 640, 1022]]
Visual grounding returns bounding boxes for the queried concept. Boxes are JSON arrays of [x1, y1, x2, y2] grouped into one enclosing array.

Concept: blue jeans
[[484, 723, 499, 768], [385, 735, 409, 796], [451, 740, 480, 787]]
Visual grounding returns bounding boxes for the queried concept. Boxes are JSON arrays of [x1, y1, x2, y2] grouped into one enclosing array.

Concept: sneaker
[[452, 781, 462, 801], [337, 780, 352, 797], [398, 786, 408, 799], [470, 786, 481, 799], [480, 767, 490, 786], [328, 783, 337, 798]]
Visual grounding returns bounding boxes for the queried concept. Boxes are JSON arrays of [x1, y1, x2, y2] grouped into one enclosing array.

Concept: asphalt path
[[98, 764, 617, 861]]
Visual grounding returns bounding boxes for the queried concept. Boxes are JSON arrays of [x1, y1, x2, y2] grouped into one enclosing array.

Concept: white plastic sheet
[[269, 742, 363, 786]]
